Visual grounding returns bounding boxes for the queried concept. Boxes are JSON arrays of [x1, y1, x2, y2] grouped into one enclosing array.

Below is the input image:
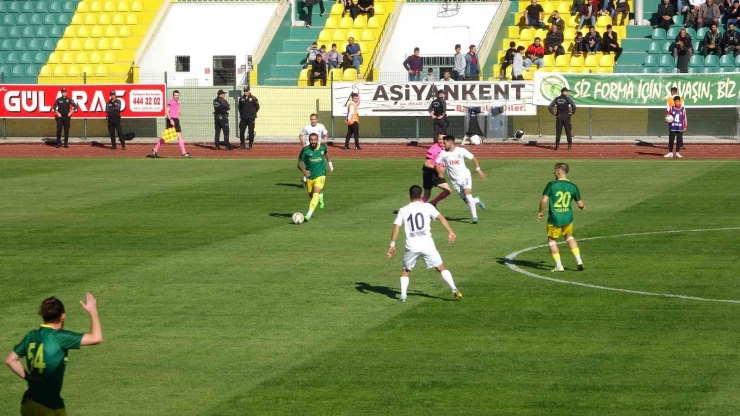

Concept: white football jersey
[[436, 147, 475, 182], [393, 201, 440, 252], [300, 123, 328, 145]]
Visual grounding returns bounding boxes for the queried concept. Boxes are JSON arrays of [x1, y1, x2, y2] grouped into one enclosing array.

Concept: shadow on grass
[[354, 282, 453, 302], [275, 183, 303, 188], [496, 257, 551, 271], [269, 213, 293, 218]]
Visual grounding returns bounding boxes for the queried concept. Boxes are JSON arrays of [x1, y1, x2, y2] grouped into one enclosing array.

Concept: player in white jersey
[[298, 113, 329, 187], [387, 185, 462, 302], [435, 135, 487, 224]]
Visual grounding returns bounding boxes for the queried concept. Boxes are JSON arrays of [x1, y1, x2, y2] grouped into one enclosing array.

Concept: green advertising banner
[[533, 73, 740, 108]]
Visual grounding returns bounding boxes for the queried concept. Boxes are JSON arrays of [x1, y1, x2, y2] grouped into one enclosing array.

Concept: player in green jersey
[[298, 133, 333, 221], [5, 293, 103, 416], [537, 163, 585, 272]]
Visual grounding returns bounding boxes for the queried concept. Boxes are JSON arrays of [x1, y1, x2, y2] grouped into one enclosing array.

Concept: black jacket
[[238, 94, 260, 119], [213, 97, 230, 116], [105, 99, 121, 121], [428, 97, 446, 117], [545, 31, 564, 49], [52, 97, 77, 117], [584, 31, 601, 46], [548, 94, 576, 117], [723, 29, 740, 48]]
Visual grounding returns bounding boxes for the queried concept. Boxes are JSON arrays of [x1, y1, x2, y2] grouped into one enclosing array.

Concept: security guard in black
[[213, 90, 231, 150], [547, 87, 577, 150], [428, 90, 447, 140], [238, 87, 260, 150], [105, 90, 125, 150], [52, 88, 77, 148]]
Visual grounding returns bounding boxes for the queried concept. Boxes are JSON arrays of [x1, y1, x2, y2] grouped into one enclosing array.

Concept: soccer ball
[[664, 115, 674, 123], [469, 135, 482, 145], [292, 212, 305, 224]]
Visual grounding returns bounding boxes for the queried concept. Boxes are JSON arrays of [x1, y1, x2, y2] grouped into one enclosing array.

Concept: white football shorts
[[450, 175, 472, 198], [403, 249, 443, 271]]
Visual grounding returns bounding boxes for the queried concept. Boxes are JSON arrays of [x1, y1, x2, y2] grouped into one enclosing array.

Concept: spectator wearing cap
[[105, 90, 124, 150], [51, 87, 77, 148], [512, 46, 526, 80], [698, 0, 721, 29], [602, 25, 623, 63], [525, 38, 545, 68], [310, 53, 328, 86], [703, 23, 722, 55], [213, 89, 232, 151], [464, 45, 481, 80], [722, 21, 740, 55], [428, 90, 448, 139], [548, 87, 577, 150], [545, 25, 565, 56], [424, 68, 437, 82], [238, 86, 260, 150], [525, 0, 546, 28], [655, 0, 675, 31], [403, 47, 423, 81]]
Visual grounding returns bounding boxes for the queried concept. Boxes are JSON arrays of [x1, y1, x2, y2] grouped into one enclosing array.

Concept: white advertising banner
[[332, 81, 536, 117]]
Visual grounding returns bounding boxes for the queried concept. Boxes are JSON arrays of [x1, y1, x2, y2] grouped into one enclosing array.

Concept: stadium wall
[[138, 2, 278, 86]]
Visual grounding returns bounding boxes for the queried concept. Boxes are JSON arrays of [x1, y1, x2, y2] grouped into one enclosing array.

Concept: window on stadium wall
[[213, 56, 236, 87]]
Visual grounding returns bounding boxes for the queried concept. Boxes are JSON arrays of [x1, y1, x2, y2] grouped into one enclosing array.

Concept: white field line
[[504, 227, 740, 304]]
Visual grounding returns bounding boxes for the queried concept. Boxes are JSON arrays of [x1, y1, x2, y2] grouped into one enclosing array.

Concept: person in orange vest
[[344, 93, 361, 150]]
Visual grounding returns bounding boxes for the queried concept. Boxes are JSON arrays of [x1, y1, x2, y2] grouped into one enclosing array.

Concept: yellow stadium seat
[[95, 65, 109, 76], [563, 27, 576, 40], [534, 29, 547, 40], [562, 40, 573, 52], [75, 52, 89, 64], [568, 15, 579, 27], [105, 26, 118, 37], [522, 70, 534, 80], [584, 54, 599, 67], [57, 39, 70, 51], [61, 52, 75, 64], [367, 16, 380, 29], [325, 17, 339, 29], [48, 52, 61, 64], [84, 13, 98, 25], [318, 30, 332, 42], [508, 26, 520, 38], [599, 54, 615, 66], [90, 1, 103, 12], [116, 50, 134, 61], [347, 29, 362, 41], [71, 14, 84, 25], [104, 1, 116, 12], [77, 1, 89, 13], [557, 2, 570, 14], [90, 52, 103, 63], [517, 1, 528, 12], [132, 0, 144, 12], [103, 52, 117, 63], [83, 39, 97, 50], [97, 38, 111, 50], [117, 1, 129, 12], [113, 13, 126, 25], [118, 26, 132, 37], [132, 26, 149, 36], [555, 55, 569, 67], [332, 29, 347, 41], [99, 13, 112, 25], [353, 15, 367, 29], [91, 26, 104, 38], [339, 16, 353, 29], [360, 29, 376, 42], [570, 55, 584, 67], [54, 65, 67, 75], [342, 68, 357, 81], [111, 39, 125, 49], [298, 68, 308, 81], [77, 27, 91, 38], [329, 68, 343, 82], [543, 54, 555, 67], [64, 26, 77, 37], [597, 15, 612, 27], [375, 3, 385, 14], [69, 39, 83, 50], [144, 0, 159, 11], [543, 2, 556, 14], [331, 3, 344, 15], [520, 28, 534, 42], [81, 65, 96, 76], [40, 65, 53, 75]]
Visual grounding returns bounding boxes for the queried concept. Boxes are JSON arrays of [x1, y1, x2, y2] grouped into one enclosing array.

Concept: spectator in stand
[[403, 47, 423, 81], [512, 46, 526, 80], [304, 42, 320, 68], [441, 70, 454, 81], [345, 37, 363, 76], [453, 44, 466, 81], [327, 43, 342, 70], [571, 0, 585, 15], [599, 0, 616, 21], [613, 0, 629, 25], [673, 28, 694, 61], [698, 0, 721, 28], [578, 0, 598, 30], [525, 0, 546, 28], [703, 23, 722, 55], [424, 68, 436, 82], [304, 0, 325, 28], [500, 41, 517, 79], [465, 45, 481, 80], [602, 25, 623, 62], [310, 53, 328, 86], [721, 0, 731, 14], [573, 31, 585, 55], [545, 24, 565, 56], [351, 0, 374, 20], [341, 0, 354, 17], [525, 37, 546, 68], [722, 22, 740, 55], [584, 26, 602, 53], [685, 2, 700, 28], [726, 0, 740, 28], [674, 37, 691, 72], [548, 11, 566, 32], [656, 0, 676, 31]]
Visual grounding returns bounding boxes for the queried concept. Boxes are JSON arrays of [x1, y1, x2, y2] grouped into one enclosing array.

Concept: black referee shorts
[[166, 117, 182, 132], [422, 166, 446, 190]]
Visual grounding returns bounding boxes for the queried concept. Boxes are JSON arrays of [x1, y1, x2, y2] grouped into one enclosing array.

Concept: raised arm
[[80, 293, 103, 346]]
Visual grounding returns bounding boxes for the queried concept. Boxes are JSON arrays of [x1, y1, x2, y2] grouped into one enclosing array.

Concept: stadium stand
[[40, 0, 162, 83]]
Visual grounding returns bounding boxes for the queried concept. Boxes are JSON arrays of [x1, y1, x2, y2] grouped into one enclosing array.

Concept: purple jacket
[[403, 55, 423, 72]]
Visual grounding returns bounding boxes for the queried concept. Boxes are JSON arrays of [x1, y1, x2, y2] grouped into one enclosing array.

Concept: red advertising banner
[[0, 84, 167, 119]]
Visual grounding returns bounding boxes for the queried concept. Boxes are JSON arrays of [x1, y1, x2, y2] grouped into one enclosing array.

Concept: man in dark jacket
[[403, 47, 423, 81], [602, 25, 623, 63], [213, 90, 231, 151], [310, 53, 328, 86], [500, 41, 517, 79], [722, 22, 740, 56], [583, 26, 601, 53], [703, 23, 722, 56], [656, 0, 675, 31], [105, 90, 124, 150], [238, 87, 260, 150], [548, 87, 577, 150], [428, 90, 447, 140], [545, 25, 565, 56]]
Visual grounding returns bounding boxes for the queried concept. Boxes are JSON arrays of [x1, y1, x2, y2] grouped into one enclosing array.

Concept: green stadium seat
[[14, 40, 29, 51], [689, 55, 704, 67], [0, 27, 7, 38], [28, 39, 44, 51], [34, 52, 48, 64], [0, 52, 7, 63], [658, 66, 676, 73], [50, 1, 64, 12], [58, 14, 72, 25], [0, 66, 9, 75], [6, 53, 21, 64], [672, 15, 684, 26], [720, 66, 737, 72], [667, 27, 681, 38], [734, 55, 740, 66], [11, 65, 25, 76], [663, 41, 673, 53], [702, 67, 716, 73], [24, 1, 38, 12], [659, 55, 675, 66], [651, 28, 666, 39], [0, 2, 6, 12], [43, 39, 57, 51], [31, 14, 46, 25], [27, 65, 41, 76], [689, 66, 702, 73], [1, 40, 14, 51], [44, 14, 58, 25], [50, 26, 64, 38], [20, 52, 35, 64], [642, 66, 658, 73], [686, 28, 696, 38], [22, 27, 36, 38], [697, 27, 709, 38], [36, 26, 50, 38], [9, 1, 24, 12], [705, 55, 719, 67], [720, 55, 735, 67], [17, 14, 32, 26], [644, 55, 659, 66], [692, 41, 700, 51], [3, 15, 17, 25], [64, 1, 77, 12], [36, 1, 50, 13], [648, 41, 663, 53], [9, 27, 24, 38]]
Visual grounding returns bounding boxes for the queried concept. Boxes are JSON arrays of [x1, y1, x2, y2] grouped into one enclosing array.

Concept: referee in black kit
[[106, 90, 124, 150], [238, 86, 260, 150], [428, 89, 447, 140], [52, 87, 77, 148], [548, 87, 576, 150], [213, 89, 231, 150]]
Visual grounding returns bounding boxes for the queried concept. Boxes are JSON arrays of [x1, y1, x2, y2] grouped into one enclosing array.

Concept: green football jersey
[[299, 144, 328, 179], [543, 178, 582, 226], [13, 325, 83, 410]]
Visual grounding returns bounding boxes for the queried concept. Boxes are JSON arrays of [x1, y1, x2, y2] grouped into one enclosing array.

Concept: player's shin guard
[[307, 193, 320, 217], [400, 276, 409, 297], [465, 194, 478, 218], [440, 270, 457, 291]]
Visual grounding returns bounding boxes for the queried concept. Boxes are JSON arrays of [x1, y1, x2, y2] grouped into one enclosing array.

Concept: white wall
[[139, 3, 277, 86], [378, 3, 499, 81]]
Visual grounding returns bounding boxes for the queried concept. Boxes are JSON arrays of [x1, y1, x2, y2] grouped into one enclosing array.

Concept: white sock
[[400, 276, 409, 297], [440, 270, 457, 291], [307, 209, 314, 217], [574, 255, 582, 265], [465, 194, 478, 217]]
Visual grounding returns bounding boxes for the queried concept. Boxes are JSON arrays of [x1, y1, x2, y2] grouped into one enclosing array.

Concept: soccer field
[[1, 158, 739, 416]]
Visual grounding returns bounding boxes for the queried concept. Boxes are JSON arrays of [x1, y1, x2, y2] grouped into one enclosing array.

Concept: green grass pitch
[[1, 158, 740, 416]]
